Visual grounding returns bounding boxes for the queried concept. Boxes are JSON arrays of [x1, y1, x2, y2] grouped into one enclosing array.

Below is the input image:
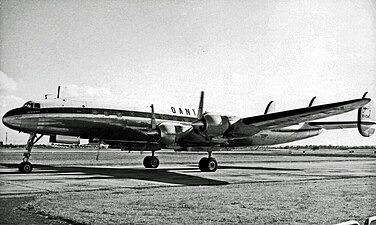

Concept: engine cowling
[[193, 113, 230, 137]]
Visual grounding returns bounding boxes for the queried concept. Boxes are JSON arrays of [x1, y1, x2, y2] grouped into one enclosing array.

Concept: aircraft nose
[[2, 108, 22, 130], [2, 110, 11, 127]]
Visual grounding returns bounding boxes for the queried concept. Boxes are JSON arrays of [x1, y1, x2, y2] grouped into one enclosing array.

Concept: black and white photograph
[[1, 0, 375, 224]]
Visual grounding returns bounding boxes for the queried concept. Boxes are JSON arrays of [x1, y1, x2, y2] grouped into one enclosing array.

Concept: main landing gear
[[142, 151, 217, 172], [19, 133, 43, 173], [143, 151, 159, 168], [199, 151, 218, 172]]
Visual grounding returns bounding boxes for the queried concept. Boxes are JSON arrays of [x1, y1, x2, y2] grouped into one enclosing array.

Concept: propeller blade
[[197, 91, 204, 119], [150, 104, 156, 129]]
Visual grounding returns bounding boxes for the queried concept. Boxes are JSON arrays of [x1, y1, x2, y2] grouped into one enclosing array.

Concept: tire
[[18, 162, 26, 173], [199, 157, 217, 172], [199, 157, 208, 172], [143, 156, 152, 168], [143, 156, 159, 168], [19, 162, 33, 173]]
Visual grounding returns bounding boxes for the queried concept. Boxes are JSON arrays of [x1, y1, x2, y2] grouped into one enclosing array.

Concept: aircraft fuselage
[[2, 100, 322, 149]]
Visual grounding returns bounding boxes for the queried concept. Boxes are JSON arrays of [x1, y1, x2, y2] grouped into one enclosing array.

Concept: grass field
[[22, 177, 375, 224]]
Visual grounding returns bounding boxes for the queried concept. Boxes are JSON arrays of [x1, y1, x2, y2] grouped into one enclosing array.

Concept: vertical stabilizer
[[357, 92, 375, 137]]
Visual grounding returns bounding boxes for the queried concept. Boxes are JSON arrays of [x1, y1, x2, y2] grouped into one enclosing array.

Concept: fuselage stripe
[[6, 107, 197, 123]]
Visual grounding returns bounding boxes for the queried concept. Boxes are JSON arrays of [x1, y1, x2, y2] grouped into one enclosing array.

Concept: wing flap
[[226, 98, 370, 137]]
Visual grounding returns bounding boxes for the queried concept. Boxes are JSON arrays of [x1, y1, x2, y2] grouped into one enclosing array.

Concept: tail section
[[357, 92, 375, 137], [306, 92, 375, 137]]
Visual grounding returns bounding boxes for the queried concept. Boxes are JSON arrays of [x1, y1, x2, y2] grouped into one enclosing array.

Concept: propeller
[[192, 91, 206, 130], [146, 104, 160, 139], [197, 91, 204, 120], [308, 96, 317, 107], [150, 104, 156, 129], [148, 92, 206, 134]]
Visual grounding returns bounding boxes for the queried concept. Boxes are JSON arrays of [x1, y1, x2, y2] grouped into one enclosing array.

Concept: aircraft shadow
[[0, 163, 229, 186], [218, 165, 302, 171]]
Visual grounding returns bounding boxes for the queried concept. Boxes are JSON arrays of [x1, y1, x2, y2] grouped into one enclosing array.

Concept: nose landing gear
[[19, 161, 33, 173], [18, 133, 43, 173]]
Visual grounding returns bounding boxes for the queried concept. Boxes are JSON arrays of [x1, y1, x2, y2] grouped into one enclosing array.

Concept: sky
[[0, 0, 375, 146]]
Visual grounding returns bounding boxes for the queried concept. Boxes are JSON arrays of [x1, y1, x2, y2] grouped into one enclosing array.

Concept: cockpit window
[[23, 101, 40, 109], [23, 101, 33, 108]]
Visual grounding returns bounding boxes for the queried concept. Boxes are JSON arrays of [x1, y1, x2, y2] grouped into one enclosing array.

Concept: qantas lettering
[[171, 107, 196, 116]]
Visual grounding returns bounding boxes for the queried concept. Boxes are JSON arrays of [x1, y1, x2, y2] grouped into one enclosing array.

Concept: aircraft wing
[[225, 98, 371, 137]]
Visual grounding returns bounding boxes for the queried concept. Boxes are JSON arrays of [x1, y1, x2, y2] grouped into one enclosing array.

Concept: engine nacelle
[[194, 113, 230, 137], [157, 122, 189, 148]]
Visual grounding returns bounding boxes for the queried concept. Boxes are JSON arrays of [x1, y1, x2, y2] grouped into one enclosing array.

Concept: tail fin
[[357, 92, 375, 137]]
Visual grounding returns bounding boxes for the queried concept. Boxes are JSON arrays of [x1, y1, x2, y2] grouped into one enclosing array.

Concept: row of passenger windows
[[21, 101, 194, 122], [92, 110, 193, 122]]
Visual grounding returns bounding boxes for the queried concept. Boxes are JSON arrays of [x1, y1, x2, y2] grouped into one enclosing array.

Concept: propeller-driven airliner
[[2, 90, 375, 173]]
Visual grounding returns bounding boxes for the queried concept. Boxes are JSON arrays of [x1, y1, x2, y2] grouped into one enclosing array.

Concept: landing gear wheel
[[199, 157, 217, 172], [143, 156, 159, 168], [199, 157, 208, 171], [18, 133, 43, 174], [19, 162, 33, 173]]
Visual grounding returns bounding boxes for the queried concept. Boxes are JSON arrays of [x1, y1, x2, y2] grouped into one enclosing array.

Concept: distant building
[[0, 141, 3, 146]]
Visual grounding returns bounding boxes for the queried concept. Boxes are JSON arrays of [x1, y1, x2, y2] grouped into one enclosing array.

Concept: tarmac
[[0, 147, 375, 224]]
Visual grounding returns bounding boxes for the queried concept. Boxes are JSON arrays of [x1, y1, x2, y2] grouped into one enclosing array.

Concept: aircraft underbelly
[[22, 113, 154, 141]]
